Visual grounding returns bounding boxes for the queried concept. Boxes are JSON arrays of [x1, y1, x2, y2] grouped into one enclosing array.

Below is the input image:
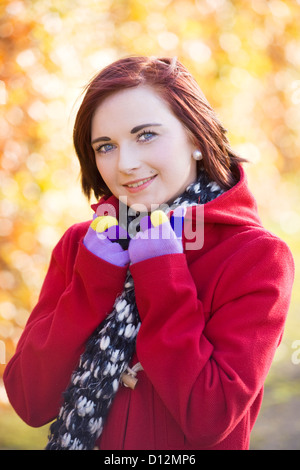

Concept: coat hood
[[196, 165, 263, 228]]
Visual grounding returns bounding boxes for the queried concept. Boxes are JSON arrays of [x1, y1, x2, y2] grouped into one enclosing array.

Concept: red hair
[[73, 56, 245, 200]]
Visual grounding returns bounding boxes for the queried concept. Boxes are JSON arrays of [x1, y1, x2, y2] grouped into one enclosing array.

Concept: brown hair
[[73, 56, 246, 200]]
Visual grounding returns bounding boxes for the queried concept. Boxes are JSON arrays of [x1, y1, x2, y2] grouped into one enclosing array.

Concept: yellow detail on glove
[[150, 210, 169, 227], [91, 216, 118, 233]]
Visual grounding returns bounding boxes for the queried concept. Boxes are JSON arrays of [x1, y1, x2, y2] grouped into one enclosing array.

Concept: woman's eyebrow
[[130, 123, 162, 134], [91, 136, 111, 145], [91, 123, 162, 144]]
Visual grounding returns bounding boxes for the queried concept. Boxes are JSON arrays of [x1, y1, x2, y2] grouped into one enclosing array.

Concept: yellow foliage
[[0, 0, 299, 448]]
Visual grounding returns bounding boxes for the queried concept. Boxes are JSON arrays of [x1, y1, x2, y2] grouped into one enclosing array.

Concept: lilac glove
[[128, 208, 185, 265], [83, 216, 130, 267]]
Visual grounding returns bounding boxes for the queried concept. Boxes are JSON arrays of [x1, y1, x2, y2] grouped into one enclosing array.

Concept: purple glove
[[128, 208, 185, 265], [83, 216, 130, 267]]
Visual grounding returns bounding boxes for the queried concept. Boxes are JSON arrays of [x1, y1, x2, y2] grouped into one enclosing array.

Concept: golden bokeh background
[[0, 0, 299, 449]]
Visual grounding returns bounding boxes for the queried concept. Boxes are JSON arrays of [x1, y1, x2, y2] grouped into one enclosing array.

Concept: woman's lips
[[123, 175, 157, 193]]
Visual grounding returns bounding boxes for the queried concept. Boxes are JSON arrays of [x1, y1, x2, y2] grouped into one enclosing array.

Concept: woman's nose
[[118, 146, 141, 174]]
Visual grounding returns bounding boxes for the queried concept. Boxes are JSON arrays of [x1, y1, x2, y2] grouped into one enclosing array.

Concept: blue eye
[[137, 130, 157, 142], [95, 143, 115, 154]]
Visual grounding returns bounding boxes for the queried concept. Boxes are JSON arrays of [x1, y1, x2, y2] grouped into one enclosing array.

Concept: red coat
[[4, 167, 294, 450]]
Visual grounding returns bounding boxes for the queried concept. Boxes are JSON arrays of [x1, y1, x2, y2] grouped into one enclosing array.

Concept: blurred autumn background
[[0, 0, 299, 450]]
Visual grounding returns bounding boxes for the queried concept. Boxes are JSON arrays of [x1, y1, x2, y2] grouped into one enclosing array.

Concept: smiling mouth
[[124, 175, 157, 189]]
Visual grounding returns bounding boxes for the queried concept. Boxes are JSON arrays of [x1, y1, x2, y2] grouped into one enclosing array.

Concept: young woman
[[4, 56, 294, 450]]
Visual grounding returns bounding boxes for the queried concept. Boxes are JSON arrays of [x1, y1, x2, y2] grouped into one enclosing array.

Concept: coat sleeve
[[3, 224, 128, 427], [130, 235, 294, 448]]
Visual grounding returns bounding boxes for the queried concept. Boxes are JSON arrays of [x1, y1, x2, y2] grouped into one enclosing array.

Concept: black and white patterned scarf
[[46, 170, 224, 450]]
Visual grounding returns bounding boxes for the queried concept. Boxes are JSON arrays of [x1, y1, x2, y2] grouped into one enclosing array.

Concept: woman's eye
[[137, 130, 157, 142], [95, 143, 115, 154]]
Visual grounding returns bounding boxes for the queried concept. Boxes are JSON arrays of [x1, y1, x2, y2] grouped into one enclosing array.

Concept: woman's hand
[[128, 208, 185, 264], [83, 215, 130, 267]]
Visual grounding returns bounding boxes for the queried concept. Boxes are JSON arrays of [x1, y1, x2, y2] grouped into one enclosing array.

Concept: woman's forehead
[[91, 86, 178, 134]]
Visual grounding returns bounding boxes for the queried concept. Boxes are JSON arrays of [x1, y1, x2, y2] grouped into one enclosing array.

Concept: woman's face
[[91, 85, 197, 211]]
